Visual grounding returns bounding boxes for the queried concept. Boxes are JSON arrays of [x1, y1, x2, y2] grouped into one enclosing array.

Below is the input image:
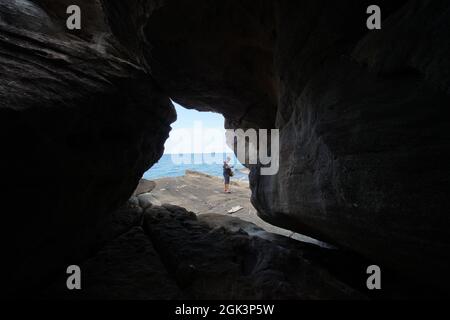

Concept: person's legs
[[224, 176, 230, 192]]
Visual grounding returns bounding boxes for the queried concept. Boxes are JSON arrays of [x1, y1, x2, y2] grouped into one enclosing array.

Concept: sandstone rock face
[[43, 226, 183, 300], [143, 205, 364, 299], [0, 0, 175, 295], [103, 0, 277, 129], [1, 0, 450, 296], [255, 0, 450, 285], [102, 0, 450, 288], [42, 203, 374, 299]]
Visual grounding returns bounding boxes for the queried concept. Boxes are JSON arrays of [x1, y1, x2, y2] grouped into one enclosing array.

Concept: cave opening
[[136, 101, 325, 247], [144, 102, 243, 180], [2, 0, 449, 301]]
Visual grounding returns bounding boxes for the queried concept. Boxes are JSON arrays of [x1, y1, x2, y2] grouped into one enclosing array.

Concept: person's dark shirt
[[223, 163, 230, 176]]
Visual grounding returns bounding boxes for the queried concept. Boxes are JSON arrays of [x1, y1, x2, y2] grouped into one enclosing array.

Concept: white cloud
[[164, 121, 233, 154]]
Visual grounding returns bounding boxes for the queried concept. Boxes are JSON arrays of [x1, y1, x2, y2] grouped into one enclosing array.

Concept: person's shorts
[[224, 175, 230, 184]]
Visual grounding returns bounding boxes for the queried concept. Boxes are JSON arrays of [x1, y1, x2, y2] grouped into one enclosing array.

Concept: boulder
[[133, 179, 157, 196]]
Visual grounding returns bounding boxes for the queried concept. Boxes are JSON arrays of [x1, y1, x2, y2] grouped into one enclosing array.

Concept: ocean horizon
[[143, 153, 248, 181]]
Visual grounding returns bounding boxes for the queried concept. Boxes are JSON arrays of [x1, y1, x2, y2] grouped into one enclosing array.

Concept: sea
[[143, 153, 249, 181]]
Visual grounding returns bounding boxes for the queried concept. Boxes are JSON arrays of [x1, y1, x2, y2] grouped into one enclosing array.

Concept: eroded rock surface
[[255, 0, 450, 285], [102, 0, 450, 288], [143, 204, 364, 299], [0, 0, 175, 296], [42, 201, 443, 299], [103, 0, 277, 130], [40, 202, 370, 299], [1, 0, 450, 297], [43, 226, 183, 300], [144, 171, 328, 246]]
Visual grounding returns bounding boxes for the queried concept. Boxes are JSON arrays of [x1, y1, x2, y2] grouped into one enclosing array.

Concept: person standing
[[223, 156, 233, 193]]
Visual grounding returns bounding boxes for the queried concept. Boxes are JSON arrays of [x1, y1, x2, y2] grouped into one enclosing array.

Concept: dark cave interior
[[0, 0, 449, 299]]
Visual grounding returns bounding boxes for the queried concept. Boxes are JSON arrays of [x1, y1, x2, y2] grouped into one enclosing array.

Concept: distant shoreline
[[143, 153, 248, 181]]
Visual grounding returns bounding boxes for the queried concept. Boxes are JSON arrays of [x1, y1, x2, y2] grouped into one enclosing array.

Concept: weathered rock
[[143, 204, 364, 299], [102, 0, 450, 288], [137, 193, 158, 209], [0, 0, 175, 296], [1, 0, 450, 297], [94, 200, 144, 247], [134, 179, 157, 196], [148, 171, 326, 246], [253, 0, 450, 286], [42, 203, 445, 300], [103, 0, 277, 130], [42, 227, 183, 300]]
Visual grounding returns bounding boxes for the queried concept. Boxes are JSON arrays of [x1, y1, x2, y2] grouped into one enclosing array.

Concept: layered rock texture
[[42, 201, 367, 299], [0, 0, 175, 295], [1, 0, 450, 297], [104, 0, 450, 288]]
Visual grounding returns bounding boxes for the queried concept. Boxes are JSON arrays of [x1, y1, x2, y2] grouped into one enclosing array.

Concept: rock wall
[[258, 0, 450, 285], [103, 0, 450, 287], [1, 0, 450, 295], [0, 0, 175, 296], [103, 0, 278, 130]]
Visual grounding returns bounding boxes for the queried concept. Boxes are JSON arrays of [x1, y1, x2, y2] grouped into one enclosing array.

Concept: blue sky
[[171, 102, 224, 130], [164, 102, 232, 154]]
